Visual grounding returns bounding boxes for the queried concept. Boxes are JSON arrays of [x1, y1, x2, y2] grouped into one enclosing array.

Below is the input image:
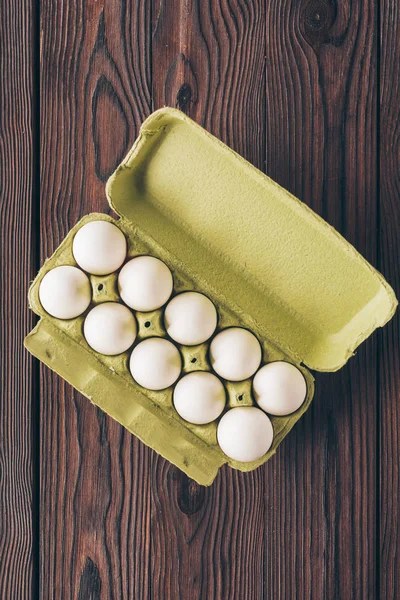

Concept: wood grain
[[0, 0, 38, 598], [379, 0, 400, 597], [40, 1, 152, 597], [151, 1, 267, 598], [264, 0, 379, 597], [14, 0, 398, 597]]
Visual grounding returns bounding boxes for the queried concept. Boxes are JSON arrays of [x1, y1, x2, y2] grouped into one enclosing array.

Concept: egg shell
[[165, 292, 218, 346], [130, 337, 182, 391], [119, 256, 173, 312], [210, 327, 262, 381], [173, 371, 226, 424], [253, 361, 307, 416], [39, 266, 91, 319], [217, 406, 274, 462], [84, 302, 137, 356], [72, 220, 127, 275]]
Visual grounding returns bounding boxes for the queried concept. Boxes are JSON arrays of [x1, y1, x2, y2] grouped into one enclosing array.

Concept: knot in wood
[[174, 470, 206, 516], [302, 0, 336, 47], [176, 82, 192, 111]]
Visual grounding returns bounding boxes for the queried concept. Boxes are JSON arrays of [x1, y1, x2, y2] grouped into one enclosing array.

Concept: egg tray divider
[[25, 108, 397, 486]]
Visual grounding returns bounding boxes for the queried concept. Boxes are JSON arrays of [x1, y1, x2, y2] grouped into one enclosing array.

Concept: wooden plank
[[263, 0, 379, 597], [39, 1, 152, 597], [0, 0, 38, 598], [151, 0, 267, 597], [37, 1, 399, 598], [379, 0, 400, 596]]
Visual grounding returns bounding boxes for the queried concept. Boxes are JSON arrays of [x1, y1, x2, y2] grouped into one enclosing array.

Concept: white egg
[[129, 337, 181, 390], [83, 302, 137, 355], [209, 327, 262, 381], [39, 266, 91, 319], [164, 292, 218, 346], [253, 361, 307, 416], [217, 406, 274, 462], [118, 256, 173, 312], [173, 371, 226, 424], [72, 220, 127, 275]]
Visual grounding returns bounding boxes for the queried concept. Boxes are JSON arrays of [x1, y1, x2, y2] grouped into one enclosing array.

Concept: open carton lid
[[107, 108, 397, 372]]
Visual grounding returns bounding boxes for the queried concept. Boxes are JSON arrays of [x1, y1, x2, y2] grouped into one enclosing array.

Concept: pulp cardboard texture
[[25, 108, 397, 486]]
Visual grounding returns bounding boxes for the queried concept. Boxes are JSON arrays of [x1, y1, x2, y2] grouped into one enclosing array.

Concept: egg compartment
[[25, 212, 314, 483], [25, 108, 397, 485]]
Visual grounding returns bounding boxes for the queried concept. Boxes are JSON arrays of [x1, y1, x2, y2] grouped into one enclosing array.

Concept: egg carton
[[25, 108, 397, 485]]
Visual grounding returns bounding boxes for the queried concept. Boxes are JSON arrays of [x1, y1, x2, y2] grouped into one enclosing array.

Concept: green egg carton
[[25, 108, 397, 486]]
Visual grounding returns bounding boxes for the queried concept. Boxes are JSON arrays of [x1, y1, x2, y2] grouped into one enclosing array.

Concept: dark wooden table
[[1, 0, 399, 598]]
